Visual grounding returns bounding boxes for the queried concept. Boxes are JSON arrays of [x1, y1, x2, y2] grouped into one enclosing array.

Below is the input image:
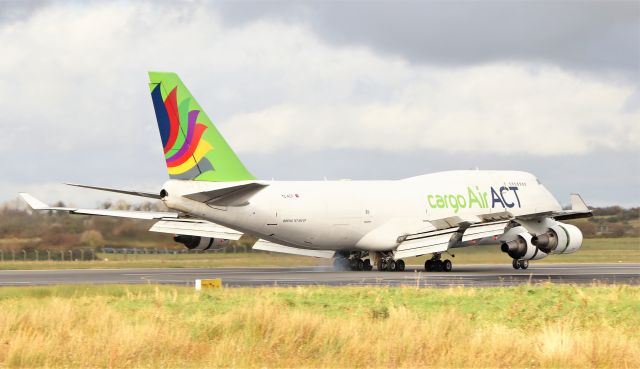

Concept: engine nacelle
[[173, 235, 229, 251], [500, 229, 548, 260], [531, 222, 583, 254]]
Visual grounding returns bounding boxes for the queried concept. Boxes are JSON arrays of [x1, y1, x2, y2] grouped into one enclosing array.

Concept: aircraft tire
[[395, 259, 405, 272], [386, 260, 396, 271], [425, 260, 434, 272], [377, 260, 386, 271], [519, 260, 529, 270], [512, 259, 520, 270], [363, 259, 372, 271], [442, 259, 452, 272], [357, 259, 364, 271], [434, 260, 443, 272]]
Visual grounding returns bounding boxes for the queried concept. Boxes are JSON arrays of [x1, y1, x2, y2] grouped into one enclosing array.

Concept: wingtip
[[569, 193, 590, 212], [18, 193, 49, 210]]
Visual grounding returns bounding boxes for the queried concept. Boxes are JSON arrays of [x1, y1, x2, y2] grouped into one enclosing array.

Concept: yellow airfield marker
[[195, 279, 222, 290]]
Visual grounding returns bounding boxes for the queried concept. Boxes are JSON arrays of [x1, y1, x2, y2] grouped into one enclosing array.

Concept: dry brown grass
[[0, 285, 637, 368]]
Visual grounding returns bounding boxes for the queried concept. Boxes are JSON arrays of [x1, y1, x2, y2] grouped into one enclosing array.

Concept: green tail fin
[[148, 72, 255, 182]]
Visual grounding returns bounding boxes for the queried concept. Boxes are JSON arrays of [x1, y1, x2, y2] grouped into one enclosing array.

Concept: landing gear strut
[[512, 259, 529, 270], [424, 253, 453, 272]]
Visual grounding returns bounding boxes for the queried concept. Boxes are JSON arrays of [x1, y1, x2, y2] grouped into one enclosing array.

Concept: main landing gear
[[424, 253, 453, 272], [376, 258, 405, 272], [332, 251, 405, 272], [333, 252, 374, 271], [512, 259, 529, 270]]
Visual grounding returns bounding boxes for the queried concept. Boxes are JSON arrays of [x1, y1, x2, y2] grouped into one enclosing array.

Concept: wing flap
[[74, 209, 178, 220], [253, 240, 335, 258], [394, 219, 510, 259], [461, 221, 509, 242], [394, 234, 451, 259], [149, 219, 243, 240]]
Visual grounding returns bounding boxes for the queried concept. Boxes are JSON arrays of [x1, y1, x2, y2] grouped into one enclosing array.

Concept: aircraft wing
[[517, 194, 592, 221], [152, 223, 336, 257], [394, 219, 510, 260], [394, 193, 591, 259], [21, 193, 244, 240], [20, 193, 178, 220]]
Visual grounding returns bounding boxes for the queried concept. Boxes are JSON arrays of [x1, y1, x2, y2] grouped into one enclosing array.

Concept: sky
[[0, 0, 638, 208]]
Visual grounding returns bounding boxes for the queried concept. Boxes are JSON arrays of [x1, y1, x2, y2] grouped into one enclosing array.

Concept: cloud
[[214, 1, 640, 80], [0, 1, 637, 205], [224, 63, 638, 155]]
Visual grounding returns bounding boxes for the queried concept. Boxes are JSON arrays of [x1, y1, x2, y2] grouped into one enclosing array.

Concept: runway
[[0, 263, 638, 287]]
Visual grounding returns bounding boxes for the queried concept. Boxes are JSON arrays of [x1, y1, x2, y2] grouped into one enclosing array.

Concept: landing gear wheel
[[442, 259, 452, 272], [518, 259, 529, 270], [435, 260, 444, 272], [395, 259, 405, 272], [377, 259, 386, 271], [425, 254, 444, 272], [512, 259, 520, 270], [425, 259, 441, 271], [386, 260, 396, 271], [363, 259, 372, 271], [357, 259, 364, 271]]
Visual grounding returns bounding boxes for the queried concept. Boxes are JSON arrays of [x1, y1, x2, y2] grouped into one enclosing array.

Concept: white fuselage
[[161, 170, 562, 252]]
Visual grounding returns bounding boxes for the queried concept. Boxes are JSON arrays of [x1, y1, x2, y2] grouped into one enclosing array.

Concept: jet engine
[[173, 235, 229, 251], [531, 222, 583, 254], [500, 227, 548, 260]]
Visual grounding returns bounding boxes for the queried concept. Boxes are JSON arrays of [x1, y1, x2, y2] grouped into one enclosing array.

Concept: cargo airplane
[[20, 72, 592, 271]]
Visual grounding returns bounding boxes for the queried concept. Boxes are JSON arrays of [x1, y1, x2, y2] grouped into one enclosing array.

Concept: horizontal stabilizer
[[19, 193, 178, 220], [149, 219, 243, 240], [65, 183, 161, 199], [184, 182, 268, 206], [253, 240, 335, 258]]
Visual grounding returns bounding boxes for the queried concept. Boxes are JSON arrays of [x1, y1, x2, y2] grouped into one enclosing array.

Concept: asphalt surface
[[0, 263, 638, 287]]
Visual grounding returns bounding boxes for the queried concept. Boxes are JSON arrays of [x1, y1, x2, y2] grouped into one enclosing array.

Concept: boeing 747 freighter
[[21, 72, 592, 271]]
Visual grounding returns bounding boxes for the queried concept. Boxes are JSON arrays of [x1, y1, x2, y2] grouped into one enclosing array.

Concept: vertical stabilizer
[[148, 72, 255, 182]]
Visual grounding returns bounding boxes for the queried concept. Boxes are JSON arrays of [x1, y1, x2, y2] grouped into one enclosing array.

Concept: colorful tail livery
[[148, 72, 255, 181]]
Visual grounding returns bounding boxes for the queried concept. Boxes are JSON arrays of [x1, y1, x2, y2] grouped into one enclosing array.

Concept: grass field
[[0, 237, 637, 270], [0, 284, 637, 368]]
